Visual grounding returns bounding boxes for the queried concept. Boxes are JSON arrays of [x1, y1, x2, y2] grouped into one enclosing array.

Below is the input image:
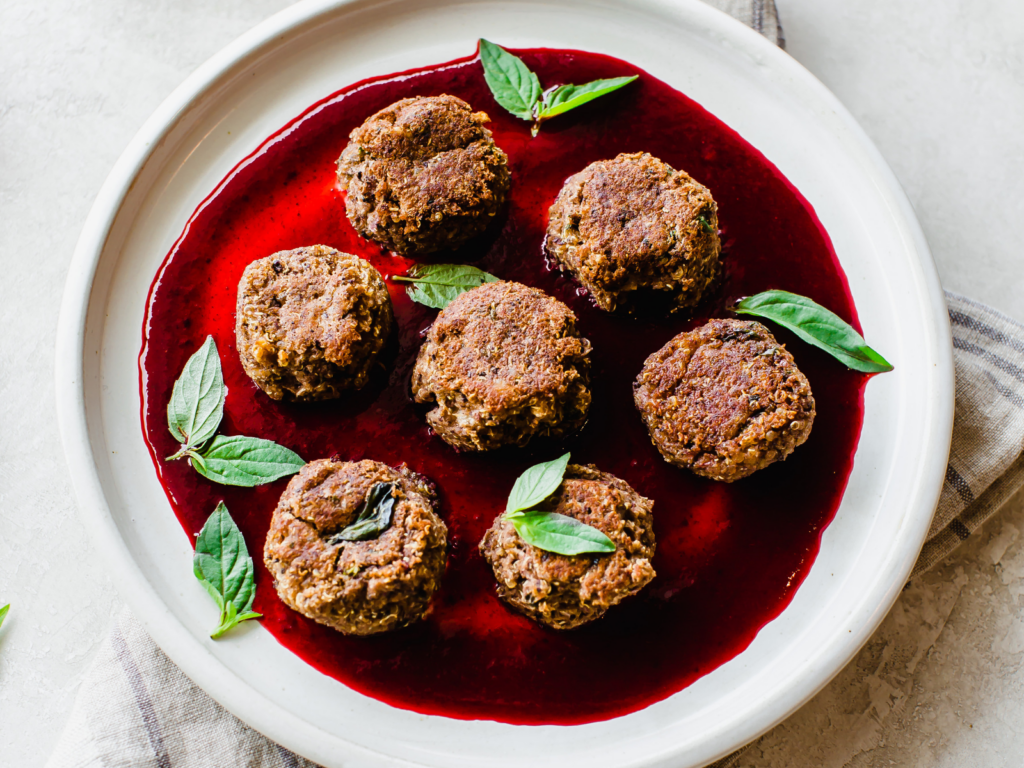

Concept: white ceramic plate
[[55, 1, 953, 766]]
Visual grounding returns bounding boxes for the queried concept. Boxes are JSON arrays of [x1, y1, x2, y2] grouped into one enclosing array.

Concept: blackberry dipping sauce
[[140, 48, 867, 725]]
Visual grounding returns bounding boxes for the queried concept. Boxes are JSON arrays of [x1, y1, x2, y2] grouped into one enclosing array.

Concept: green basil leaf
[[734, 290, 894, 373], [538, 76, 637, 119], [193, 502, 262, 639], [479, 39, 541, 121], [506, 453, 571, 514], [507, 511, 615, 556], [193, 435, 304, 487], [167, 336, 226, 452], [328, 482, 397, 544], [478, 40, 637, 136], [392, 263, 499, 309], [0, 603, 9, 631]]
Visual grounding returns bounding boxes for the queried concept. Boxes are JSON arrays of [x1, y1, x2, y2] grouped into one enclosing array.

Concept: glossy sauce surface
[[140, 49, 867, 724]]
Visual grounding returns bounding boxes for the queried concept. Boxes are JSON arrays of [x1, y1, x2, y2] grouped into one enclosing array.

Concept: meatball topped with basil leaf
[[264, 459, 447, 636]]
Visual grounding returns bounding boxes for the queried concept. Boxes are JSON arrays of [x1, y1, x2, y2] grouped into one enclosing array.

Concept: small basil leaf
[[508, 511, 615, 556], [479, 39, 541, 120], [194, 435, 305, 487], [392, 264, 499, 309], [193, 502, 262, 639], [0, 603, 9, 631], [538, 75, 637, 119], [328, 482, 397, 544], [734, 290, 893, 373], [506, 453, 570, 514], [167, 336, 226, 451]]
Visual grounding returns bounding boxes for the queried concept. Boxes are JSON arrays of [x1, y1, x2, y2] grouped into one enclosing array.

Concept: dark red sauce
[[140, 48, 867, 724]]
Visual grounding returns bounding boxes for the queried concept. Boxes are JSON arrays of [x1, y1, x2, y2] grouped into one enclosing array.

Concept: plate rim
[[55, 0, 954, 765]]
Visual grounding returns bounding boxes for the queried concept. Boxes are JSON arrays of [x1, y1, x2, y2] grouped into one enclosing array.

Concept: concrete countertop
[[1, 1, 1021, 765]]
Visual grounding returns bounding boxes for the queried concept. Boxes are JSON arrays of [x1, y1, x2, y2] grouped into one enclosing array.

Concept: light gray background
[[1, 1, 1022, 765]]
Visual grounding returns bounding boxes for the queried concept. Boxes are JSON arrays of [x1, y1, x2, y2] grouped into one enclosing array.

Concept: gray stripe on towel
[[953, 337, 1024, 386], [950, 309, 1024, 357], [112, 625, 172, 768], [946, 464, 975, 506], [753, 0, 765, 32]]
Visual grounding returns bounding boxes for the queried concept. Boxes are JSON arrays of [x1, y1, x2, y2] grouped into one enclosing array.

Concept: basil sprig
[[502, 453, 616, 556], [734, 290, 893, 373], [328, 482, 397, 544], [193, 502, 262, 639], [479, 39, 637, 136], [392, 264, 498, 309], [165, 337, 304, 486], [0, 603, 9, 632]]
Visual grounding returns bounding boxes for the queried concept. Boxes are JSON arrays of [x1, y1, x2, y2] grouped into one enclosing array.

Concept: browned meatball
[[634, 318, 815, 482], [235, 245, 393, 401], [545, 152, 720, 314], [479, 464, 656, 630], [336, 95, 510, 255], [263, 459, 447, 636], [410, 281, 592, 451]]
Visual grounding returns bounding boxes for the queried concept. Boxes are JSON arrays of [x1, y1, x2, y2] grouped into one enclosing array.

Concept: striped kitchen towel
[[913, 293, 1024, 574]]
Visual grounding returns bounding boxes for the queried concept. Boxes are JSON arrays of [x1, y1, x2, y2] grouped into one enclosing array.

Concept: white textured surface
[[739, 512, 1024, 768], [0, 0, 1020, 765]]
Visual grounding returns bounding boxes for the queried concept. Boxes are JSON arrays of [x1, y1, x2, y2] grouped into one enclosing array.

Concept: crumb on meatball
[[410, 280, 592, 452], [479, 464, 656, 630], [235, 245, 394, 401], [336, 95, 511, 255], [633, 318, 815, 482], [545, 151, 721, 315], [263, 459, 448, 636]]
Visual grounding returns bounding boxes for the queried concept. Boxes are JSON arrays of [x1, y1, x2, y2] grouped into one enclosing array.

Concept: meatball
[[410, 281, 592, 451], [235, 245, 393, 401], [336, 95, 510, 255], [545, 152, 721, 314], [633, 318, 815, 482], [479, 464, 656, 629], [263, 459, 447, 636]]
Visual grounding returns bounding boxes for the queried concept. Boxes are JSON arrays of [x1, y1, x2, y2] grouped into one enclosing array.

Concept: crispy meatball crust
[[235, 245, 394, 402], [634, 318, 815, 482], [545, 152, 721, 314], [410, 281, 592, 452], [479, 464, 656, 630], [263, 459, 448, 636], [336, 95, 511, 255]]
